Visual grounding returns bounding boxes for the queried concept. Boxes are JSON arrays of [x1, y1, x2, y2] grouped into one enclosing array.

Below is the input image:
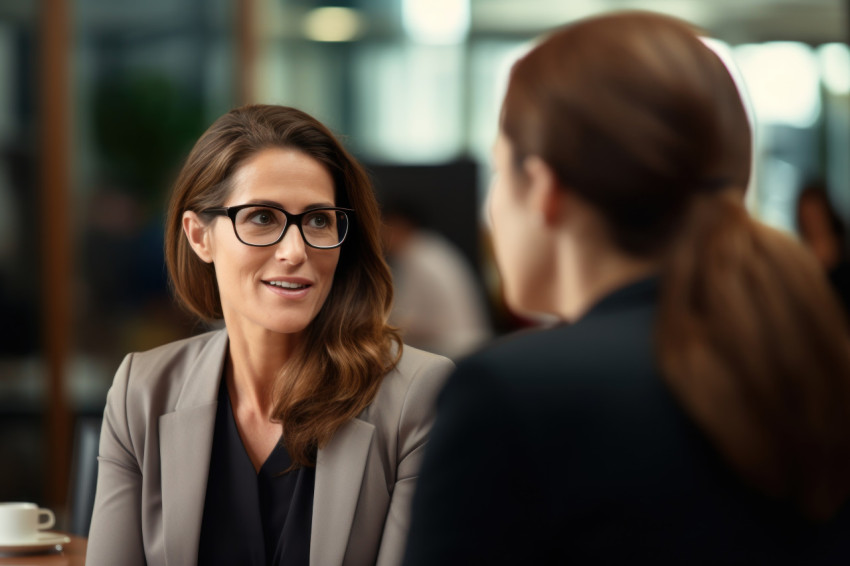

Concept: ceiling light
[[402, 0, 470, 45], [303, 7, 364, 42]]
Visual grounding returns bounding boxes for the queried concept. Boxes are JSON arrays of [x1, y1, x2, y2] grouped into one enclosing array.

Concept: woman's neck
[[553, 238, 658, 322], [225, 328, 300, 418]]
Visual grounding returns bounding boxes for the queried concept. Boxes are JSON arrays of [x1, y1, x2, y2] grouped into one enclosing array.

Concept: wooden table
[[0, 535, 86, 566]]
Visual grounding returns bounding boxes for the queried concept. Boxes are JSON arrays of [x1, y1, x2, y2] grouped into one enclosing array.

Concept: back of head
[[503, 11, 850, 521], [502, 11, 751, 255]]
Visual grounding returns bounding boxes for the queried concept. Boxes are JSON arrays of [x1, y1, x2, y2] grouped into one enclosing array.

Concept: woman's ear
[[523, 156, 568, 227], [183, 211, 214, 263]]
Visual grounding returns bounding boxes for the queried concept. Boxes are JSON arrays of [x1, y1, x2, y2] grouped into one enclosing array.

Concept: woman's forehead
[[225, 148, 336, 207]]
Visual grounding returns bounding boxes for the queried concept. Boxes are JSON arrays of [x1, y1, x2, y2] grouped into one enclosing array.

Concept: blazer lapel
[[159, 330, 228, 566], [311, 418, 375, 566]]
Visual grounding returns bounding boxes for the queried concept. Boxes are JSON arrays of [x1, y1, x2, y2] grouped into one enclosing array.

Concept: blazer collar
[[582, 275, 658, 318], [159, 329, 228, 566], [311, 417, 375, 566]]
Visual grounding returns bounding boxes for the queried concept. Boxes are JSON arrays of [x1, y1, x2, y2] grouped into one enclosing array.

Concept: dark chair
[[66, 416, 102, 537]]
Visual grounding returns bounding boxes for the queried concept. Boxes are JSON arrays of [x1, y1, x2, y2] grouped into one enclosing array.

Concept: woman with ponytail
[[404, 11, 850, 565]]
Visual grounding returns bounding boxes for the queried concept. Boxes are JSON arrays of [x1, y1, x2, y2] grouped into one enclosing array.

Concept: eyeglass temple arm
[[200, 207, 230, 216]]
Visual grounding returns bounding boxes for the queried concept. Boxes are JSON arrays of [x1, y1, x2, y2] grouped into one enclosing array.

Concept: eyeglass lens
[[234, 206, 348, 247]]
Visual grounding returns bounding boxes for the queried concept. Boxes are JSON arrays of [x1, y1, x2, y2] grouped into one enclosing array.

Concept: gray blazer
[[86, 329, 453, 566]]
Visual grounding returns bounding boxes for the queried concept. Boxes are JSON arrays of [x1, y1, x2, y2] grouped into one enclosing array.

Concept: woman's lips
[[266, 280, 308, 290], [263, 279, 312, 297]]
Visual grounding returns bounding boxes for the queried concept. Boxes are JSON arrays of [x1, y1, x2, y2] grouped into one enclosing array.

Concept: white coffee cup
[[0, 502, 55, 544]]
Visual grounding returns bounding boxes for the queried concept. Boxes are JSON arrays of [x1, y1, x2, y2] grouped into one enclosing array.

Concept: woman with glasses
[[87, 104, 453, 566], [404, 11, 850, 565]]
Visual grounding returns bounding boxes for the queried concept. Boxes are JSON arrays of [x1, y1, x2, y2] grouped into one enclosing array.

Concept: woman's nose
[[274, 224, 307, 264]]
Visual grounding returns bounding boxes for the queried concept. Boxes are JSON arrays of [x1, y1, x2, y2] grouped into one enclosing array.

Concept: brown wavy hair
[[502, 11, 850, 520], [164, 104, 401, 467]]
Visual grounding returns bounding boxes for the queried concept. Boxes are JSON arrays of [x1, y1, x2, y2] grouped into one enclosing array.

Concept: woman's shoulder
[[360, 344, 454, 428], [111, 328, 227, 412], [393, 343, 455, 401], [118, 328, 225, 381], [125, 327, 226, 367], [393, 343, 455, 382]]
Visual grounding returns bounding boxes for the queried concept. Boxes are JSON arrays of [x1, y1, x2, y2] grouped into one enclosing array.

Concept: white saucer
[[0, 532, 71, 555]]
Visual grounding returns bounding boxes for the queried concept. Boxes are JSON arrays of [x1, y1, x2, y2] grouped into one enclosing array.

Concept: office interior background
[[1, 0, 849, 522]]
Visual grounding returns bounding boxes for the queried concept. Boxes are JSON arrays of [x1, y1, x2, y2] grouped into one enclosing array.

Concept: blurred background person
[[404, 11, 850, 565], [382, 198, 492, 359], [796, 180, 850, 320], [86, 104, 453, 566]]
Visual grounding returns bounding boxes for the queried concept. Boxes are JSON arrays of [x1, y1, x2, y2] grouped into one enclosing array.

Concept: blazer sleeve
[[86, 353, 147, 566], [375, 354, 455, 566]]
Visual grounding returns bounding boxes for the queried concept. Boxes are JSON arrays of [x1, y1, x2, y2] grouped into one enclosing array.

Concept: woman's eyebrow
[[303, 201, 336, 210], [242, 199, 336, 210], [243, 198, 282, 207]]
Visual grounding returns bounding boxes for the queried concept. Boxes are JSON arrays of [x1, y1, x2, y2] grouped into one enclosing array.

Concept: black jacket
[[404, 278, 850, 565]]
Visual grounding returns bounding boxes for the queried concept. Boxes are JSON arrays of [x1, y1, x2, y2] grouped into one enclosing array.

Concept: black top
[[403, 277, 850, 566], [198, 378, 314, 566]]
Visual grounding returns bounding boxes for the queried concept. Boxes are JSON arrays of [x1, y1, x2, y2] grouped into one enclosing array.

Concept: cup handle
[[38, 509, 55, 530]]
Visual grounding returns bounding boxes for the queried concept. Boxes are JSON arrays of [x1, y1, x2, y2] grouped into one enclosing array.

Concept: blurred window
[[734, 42, 821, 128]]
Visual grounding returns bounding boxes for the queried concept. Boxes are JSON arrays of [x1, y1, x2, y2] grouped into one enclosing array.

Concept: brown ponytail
[[658, 188, 850, 520]]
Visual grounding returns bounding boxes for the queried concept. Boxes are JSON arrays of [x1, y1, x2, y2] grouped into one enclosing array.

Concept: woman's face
[[194, 147, 341, 342], [489, 132, 553, 315]]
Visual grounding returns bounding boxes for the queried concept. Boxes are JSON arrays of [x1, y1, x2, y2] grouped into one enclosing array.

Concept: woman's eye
[[306, 212, 331, 229], [247, 209, 275, 225]]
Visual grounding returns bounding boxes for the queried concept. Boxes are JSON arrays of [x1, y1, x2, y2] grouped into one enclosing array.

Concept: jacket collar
[[311, 418, 375, 565], [581, 275, 658, 318], [159, 329, 227, 566]]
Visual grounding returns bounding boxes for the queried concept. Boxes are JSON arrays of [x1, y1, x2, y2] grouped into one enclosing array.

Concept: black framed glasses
[[201, 204, 353, 249]]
